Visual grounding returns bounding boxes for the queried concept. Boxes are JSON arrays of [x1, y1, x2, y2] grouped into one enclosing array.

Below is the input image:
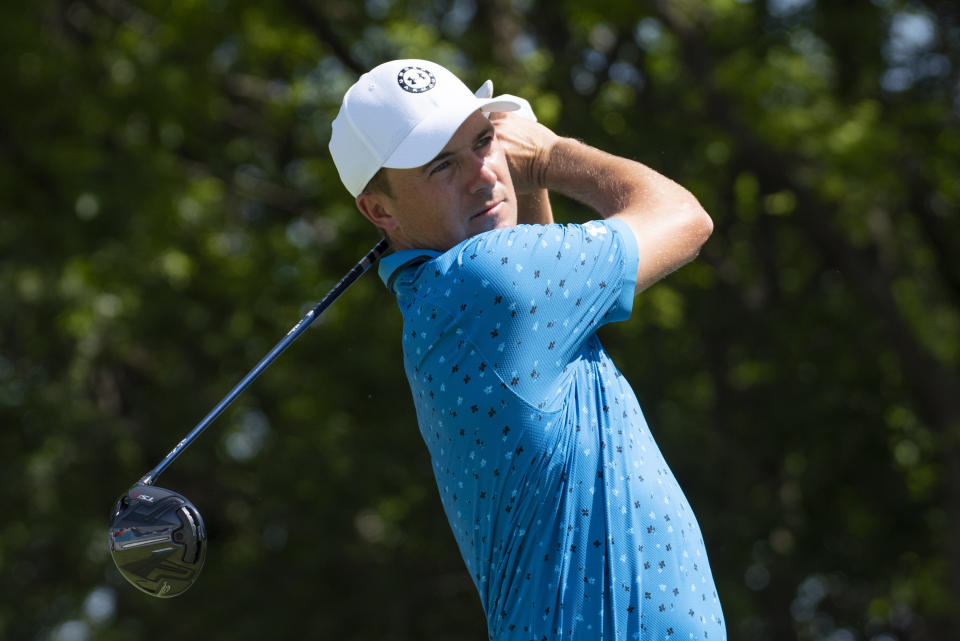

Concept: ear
[[355, 192, 400, 233]]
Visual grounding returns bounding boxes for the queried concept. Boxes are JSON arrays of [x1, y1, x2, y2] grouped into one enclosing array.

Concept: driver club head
[[108, 484, 206, 598]]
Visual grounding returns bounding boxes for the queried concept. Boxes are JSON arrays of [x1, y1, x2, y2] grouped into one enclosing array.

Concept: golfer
[[330, 59, 725, 640]]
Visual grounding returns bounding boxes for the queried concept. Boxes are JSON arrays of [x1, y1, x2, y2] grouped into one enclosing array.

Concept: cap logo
[[397, 66, 436, 94]]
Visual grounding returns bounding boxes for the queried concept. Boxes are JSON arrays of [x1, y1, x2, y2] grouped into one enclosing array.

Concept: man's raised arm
[[493, 114, 713, 294]]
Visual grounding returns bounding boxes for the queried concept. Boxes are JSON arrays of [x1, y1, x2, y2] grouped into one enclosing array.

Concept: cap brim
[[383, 96, 522, 170]]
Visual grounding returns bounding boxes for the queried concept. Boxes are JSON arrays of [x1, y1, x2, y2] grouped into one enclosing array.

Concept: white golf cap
[[329, 59, 523, 197]]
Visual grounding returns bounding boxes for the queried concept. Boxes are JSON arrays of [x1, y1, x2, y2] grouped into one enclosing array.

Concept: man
[[330, 59, 725, 640]]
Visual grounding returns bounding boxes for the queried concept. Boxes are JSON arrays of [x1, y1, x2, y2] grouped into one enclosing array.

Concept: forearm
[[542, 138, 686, 218], [543, 137, 713, 292], [517, 188, 553, 225]]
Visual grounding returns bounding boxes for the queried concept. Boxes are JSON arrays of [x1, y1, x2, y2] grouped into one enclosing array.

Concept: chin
[[495, 212, 519, 230], [472, 217, 508, 236]]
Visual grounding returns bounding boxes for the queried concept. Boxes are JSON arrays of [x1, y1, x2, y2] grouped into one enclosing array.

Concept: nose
[[466, 151, 497, 194]]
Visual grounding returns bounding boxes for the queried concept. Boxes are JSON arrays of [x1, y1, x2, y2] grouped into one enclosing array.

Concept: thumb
[[474, 79, 494, 99]]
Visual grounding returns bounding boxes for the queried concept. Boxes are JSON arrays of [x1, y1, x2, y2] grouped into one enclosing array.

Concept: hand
[[489, 112, 560, 195]]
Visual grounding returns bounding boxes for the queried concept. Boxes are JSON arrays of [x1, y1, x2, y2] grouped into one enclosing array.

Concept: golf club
[[108, 238, 390, 598]]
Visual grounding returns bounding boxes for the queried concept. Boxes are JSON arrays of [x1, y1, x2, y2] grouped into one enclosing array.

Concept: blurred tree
[[2, 0, 957, 640]]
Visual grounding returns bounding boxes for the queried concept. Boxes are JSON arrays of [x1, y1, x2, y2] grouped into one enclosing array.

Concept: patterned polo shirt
[[379, 219, 725, 640]]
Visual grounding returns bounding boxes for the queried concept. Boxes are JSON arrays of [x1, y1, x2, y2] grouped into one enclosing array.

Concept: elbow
[[682, 196, 713, 255], [697, 206, 714, 248]]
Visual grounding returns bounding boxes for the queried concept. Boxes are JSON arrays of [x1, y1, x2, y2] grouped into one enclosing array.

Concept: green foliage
[[3, 1, 959, 640]]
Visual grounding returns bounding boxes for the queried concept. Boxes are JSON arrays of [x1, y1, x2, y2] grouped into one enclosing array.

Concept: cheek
[[411, 190, 457, 234], [397, 185, 438, 220], [491, 149, 513, 185]]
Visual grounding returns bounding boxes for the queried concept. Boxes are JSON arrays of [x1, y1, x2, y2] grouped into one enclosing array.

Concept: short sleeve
[[421, 220, 639, 404]]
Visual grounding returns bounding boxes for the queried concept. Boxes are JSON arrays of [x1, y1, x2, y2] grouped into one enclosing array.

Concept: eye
[[429, 160, 451, 176], [475, 135, 493, 150]]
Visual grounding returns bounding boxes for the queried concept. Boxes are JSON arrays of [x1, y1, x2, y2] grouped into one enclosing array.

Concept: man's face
[[358, 110, 518, 252]]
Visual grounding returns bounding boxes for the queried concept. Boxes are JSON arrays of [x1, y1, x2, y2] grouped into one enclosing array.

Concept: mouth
[[471, 200, 505, 220]]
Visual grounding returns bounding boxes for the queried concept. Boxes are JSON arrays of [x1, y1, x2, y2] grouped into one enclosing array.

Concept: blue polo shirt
[[379, 219, 725, 640]]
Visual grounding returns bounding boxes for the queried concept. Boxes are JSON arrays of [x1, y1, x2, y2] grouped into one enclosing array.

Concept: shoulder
[[388, 221, 635, 304], [440, 221, 632, 277]]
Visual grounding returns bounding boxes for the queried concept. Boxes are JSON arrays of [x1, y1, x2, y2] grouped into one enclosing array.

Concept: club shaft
[[139, 238, 390, 486]]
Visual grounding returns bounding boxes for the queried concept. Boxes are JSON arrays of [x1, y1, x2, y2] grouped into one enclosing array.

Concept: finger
[[474, 79, 494, 99], [495, 94, 538, 122]]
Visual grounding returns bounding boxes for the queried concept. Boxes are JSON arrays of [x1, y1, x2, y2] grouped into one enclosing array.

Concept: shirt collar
[[378, 248, 441, 292]]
